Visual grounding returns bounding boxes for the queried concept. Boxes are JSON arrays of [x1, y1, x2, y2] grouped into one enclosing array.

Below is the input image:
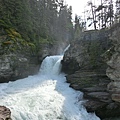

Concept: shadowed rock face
[[62, 30, 120, 119], [106, 24, 120, 103], [62, 30, 110, 74]]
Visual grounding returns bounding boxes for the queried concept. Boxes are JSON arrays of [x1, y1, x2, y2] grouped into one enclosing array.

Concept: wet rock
[[84, 92, 111, 103], [66, 70, 110, 93], [0, 106, 12, 120], [84, 100, 120, 119], [83, 86, 107, 92], [84, 100, 106, 112], [65, 70, 117, 119]]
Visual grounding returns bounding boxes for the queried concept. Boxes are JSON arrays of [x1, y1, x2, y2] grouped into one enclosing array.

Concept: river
[[0, 55, 100, 120]]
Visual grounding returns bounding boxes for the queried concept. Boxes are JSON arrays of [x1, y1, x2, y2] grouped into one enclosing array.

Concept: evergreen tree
[[74, 15, 81, 40], [115, 0, 120, 23], [86, 0, 115, 29], [0, 0, 74, 54]]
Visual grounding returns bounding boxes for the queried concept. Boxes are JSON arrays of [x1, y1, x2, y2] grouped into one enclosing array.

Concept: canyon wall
[[62, 29, 120, 119]]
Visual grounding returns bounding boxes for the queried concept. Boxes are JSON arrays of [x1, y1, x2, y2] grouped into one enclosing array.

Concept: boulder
[[0, 106, 12, 120]]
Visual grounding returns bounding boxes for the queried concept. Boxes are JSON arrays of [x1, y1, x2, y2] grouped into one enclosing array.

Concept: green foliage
[[74, 15, 83, 40], [0, 27, 35, 54], [0, 19, 12, 29], [0, 0, 73, 55], [5, 28, 21, 38]]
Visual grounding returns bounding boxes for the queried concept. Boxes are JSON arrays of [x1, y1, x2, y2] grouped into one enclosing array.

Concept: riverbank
[[61, 29, 120, 119]]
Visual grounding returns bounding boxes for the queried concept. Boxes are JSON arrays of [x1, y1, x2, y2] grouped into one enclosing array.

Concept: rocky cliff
[[0, 53, 40, 83], [62, 30, 110, 74], [62, 30, 120, 119], [106, 23, 120, 103], [0, 42, 58, 83]]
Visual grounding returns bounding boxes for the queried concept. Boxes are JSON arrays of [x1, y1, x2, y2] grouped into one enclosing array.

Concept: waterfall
[[39, 55, 63, 76], [63, 44, 70, 53], [0, 55, 100, 120]]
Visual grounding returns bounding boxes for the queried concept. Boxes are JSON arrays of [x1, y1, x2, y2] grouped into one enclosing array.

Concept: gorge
[[0, 0, 120, 119], [1, 27, 120, 120], [0, 55, 100, 120], [61, 27, 120, 119]]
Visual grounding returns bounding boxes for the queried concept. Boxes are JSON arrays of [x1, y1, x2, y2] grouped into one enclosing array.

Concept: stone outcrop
[[106, 23, 120, 103], [62, 30, 110, 74], [0, 106, 12, 120], [62, 30, 120, 119], [0, 54, 40, 83], [0, 41, 60, 83]]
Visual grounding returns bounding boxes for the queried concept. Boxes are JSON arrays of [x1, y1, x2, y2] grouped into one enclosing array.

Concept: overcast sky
[[65, 0, 89, 19], [65, 0, 116, 21]]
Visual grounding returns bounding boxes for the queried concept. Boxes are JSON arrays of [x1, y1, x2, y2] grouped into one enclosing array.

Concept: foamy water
[[0, 55, 100, 120]]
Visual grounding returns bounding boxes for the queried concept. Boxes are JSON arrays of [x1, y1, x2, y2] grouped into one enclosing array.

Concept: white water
[[0, 55, 100, 120]]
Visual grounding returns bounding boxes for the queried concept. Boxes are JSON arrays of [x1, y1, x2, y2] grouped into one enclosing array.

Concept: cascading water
[[39, 55, 63, 76], [0, 55, 100, 120]]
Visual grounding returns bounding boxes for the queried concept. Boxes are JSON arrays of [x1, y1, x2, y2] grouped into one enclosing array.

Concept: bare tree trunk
[[91, 2, 96, 29], [101, 0, 104, 28]]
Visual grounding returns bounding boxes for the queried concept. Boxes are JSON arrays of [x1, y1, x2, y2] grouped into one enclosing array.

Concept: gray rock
[[106, 24, 120, 103], [0, 106, 12, 120], [0, 54, 40, 83], [62, 29, 120, 119], [62, 30, 110, 74]]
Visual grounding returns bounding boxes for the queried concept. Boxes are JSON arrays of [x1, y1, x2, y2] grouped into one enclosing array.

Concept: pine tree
[[74, 15, 81, 40]]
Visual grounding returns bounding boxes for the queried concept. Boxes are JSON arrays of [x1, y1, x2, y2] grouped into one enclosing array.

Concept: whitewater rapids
[[0, 55, 100, 120]]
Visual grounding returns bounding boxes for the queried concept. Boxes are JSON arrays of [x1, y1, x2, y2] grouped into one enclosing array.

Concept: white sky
[[65, 0, 89, 19], [65, 0, 116, 22], [65, 0, 116, 30]]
